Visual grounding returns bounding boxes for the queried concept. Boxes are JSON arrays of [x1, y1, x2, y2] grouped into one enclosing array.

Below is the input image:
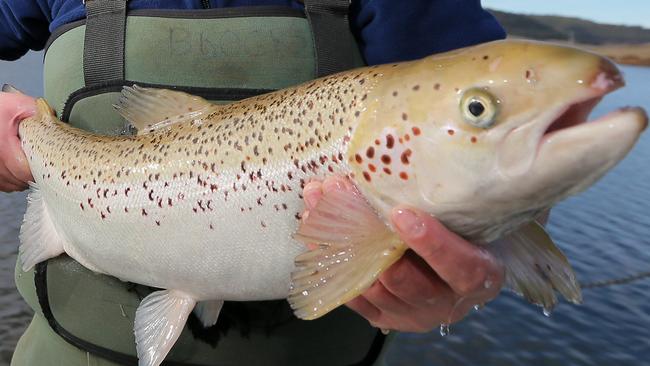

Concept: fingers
[[379, 250, 450, 306], [347, 278, 466, 333], [0, 91, 36, 192], [0, 160, 27, 192], [346, 296, 381, 324], [3, 135, 32, 184], [302, 176, 355, 222], [391, 207, 504, 299]]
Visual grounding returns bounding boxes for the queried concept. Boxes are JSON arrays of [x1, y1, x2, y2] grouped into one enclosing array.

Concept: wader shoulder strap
[[304, 0, 359, 77], [83, 0, 128, 85]]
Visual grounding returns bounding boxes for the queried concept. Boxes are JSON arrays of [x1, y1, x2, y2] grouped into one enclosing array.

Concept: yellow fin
[[290, 184, 406, 320], [113, 85, 217, 135], [489, 221, 582, 312]]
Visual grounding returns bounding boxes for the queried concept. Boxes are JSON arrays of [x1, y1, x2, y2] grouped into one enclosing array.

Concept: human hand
[[0, 89, 35, 191], [302, 176, 505, 333]]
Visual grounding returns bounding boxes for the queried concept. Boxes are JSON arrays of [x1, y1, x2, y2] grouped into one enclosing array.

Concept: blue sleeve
[[350, 0, 506, 65], [0, 0, 51, 61]]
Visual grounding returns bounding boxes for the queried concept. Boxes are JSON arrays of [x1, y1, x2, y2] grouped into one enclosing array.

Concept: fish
[[12, 40, 647, 366]]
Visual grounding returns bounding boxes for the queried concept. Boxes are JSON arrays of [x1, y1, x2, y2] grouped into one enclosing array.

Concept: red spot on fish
[[355, 154, 363, 164], [381, 155, 391, 164], [366, 146, 375, 158], [383, 167, 392, 175], [386, 134, 395, 148], [401, 149, 412, 164], [448, 129, 455, 135], [363, 171, 372, 182], [471, 136, 477, 143], [368, 163, 377, 172], [399, 172, 409, 180], [404, 134, 410, 141], [374, 139, 380, 145], [412, 127, 421, 136]]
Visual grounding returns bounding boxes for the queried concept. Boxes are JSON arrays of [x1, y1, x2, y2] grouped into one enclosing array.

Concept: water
[[0, 53, 649, 365]]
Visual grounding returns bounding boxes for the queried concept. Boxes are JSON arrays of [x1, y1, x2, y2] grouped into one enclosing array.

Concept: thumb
[[4, 135, 32, 184]]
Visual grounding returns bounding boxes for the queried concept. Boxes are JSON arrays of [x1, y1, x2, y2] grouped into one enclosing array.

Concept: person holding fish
[[0, 1, 520, 365]]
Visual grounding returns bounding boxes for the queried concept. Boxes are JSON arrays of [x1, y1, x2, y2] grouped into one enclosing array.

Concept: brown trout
[[12, 40, 647, 366]]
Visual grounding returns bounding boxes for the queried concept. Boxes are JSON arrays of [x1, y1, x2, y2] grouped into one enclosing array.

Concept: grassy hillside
[[488, 10, 650, 45], [488, 9, 650, 66]]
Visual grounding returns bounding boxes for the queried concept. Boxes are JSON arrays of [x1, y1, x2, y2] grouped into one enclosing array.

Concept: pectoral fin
[[488, 221, 582, 312], [290, 184, 406, 320], [134, 290, 196, 366], [114, 85, 217, 135]]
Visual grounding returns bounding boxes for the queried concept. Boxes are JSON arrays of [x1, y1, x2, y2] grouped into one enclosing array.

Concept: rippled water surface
[[0, 53, 649, 365]]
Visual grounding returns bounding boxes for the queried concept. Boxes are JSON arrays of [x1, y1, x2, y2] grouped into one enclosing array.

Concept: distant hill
[[488, 10, 650, 45]]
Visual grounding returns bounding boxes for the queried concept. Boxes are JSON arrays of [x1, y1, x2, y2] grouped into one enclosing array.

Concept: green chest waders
[[13, 1, 390, 365]]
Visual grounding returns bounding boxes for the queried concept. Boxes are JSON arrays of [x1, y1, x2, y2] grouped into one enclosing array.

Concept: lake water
[[0, 53, 649, 365]]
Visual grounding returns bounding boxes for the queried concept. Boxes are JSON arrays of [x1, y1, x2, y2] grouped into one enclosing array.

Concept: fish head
[[349, 40, 647, 241]]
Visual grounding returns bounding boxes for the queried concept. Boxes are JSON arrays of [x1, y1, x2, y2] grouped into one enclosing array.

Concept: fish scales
[[18, 69, 378, 300]]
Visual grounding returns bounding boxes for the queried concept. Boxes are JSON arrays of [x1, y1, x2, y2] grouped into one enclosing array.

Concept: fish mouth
[[497, 63, 647, 178], [540, 62, 627, 142]]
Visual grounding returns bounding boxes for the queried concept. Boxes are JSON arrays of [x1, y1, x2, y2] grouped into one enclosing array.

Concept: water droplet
[[483, 279, 493, 289], [473, 304, 484, 311], [381, 328, 390, 335], [543, 308, 552, 317], [439, 324, 450, 337], [301, 290, 309, 296]]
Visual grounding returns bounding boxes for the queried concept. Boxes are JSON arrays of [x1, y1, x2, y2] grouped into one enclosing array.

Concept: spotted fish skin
[[15, 40, 648, 366], [18, 68, 380, 300], [17, 40, 646, 303]]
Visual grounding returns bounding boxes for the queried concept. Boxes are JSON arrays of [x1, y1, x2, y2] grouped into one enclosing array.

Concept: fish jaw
[[495, 57, 625, 178], [526, 107, 647, 201], [492, 56, 647, 208]]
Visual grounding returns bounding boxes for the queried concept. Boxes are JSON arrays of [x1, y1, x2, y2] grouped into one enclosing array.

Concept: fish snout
[[588, 58, 625, 94]]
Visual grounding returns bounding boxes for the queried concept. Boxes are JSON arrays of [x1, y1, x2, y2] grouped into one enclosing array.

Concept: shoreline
[[553, 41, 650, 67]]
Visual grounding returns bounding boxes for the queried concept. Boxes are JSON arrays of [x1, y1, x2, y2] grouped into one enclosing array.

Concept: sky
[[482, 0, 650, 29]]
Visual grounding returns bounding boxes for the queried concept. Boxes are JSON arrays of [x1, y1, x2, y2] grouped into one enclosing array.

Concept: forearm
[[0, 0, 50, 60]]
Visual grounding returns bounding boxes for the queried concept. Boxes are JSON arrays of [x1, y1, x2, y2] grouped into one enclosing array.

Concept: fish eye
[[460, 88, 499, 128]]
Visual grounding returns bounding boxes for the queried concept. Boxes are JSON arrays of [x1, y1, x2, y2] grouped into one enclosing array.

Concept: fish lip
[[540, 64, 625, 139], [497, 66, 625, 178]]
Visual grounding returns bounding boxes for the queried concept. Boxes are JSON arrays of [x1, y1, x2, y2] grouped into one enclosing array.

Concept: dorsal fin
[[114, 85, 217, 135]]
